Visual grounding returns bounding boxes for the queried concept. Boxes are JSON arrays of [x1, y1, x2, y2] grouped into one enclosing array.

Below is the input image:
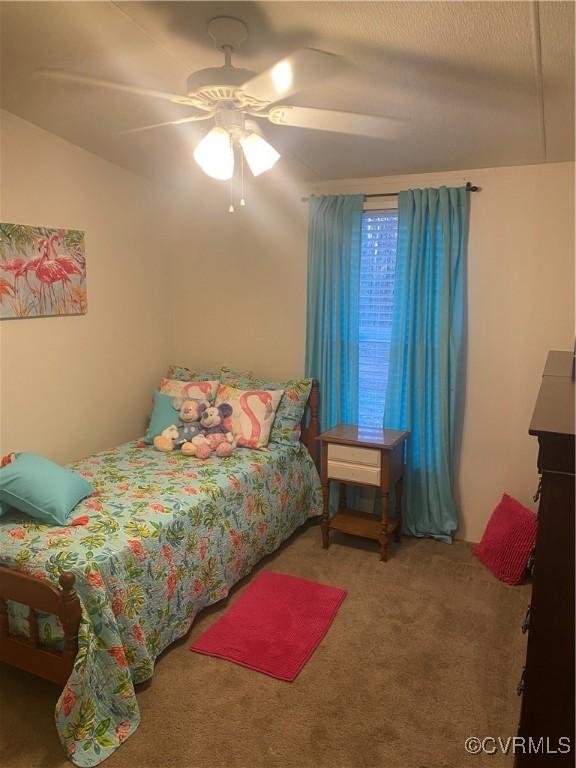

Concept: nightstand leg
[[380, 490, 390, 562], [394, 476, 403, 543], [321, 481, 330, 549]]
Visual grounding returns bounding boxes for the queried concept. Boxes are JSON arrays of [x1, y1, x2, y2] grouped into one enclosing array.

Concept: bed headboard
[[300, 379, 320, 468]]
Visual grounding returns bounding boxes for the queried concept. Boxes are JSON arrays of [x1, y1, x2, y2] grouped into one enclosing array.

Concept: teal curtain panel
[[305, 194, 364, 431], [384, 186, 469, 543]]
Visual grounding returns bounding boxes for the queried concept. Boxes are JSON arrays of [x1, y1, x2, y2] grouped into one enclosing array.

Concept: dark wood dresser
[[516, 350, 575, 765]]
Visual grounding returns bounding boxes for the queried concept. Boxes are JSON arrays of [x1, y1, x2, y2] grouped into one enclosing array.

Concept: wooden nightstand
[[317, 425, 409, 561]]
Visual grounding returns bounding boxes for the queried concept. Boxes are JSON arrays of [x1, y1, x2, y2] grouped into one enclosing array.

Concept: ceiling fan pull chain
[[240, 151, 246, 208], [228, 135, 235, 213], [228, 176, 234, 213]]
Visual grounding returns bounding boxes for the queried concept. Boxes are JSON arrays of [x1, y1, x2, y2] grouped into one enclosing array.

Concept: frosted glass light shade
[[194, 127, 234, 180], [240, 132, 280, 177]]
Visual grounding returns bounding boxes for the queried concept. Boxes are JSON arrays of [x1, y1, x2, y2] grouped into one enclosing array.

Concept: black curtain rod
[[301, 181, 480, 202]]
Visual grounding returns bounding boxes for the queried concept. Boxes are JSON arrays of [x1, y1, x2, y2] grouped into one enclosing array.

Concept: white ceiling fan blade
[[120, 114, 214, 135], [37, 69, 202, 107], [268, 106, 403, 139], [240, 49, 344, 105]]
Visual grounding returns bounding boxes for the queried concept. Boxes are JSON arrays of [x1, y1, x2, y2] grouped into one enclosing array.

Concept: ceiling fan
[[40, 17, 402, 184]]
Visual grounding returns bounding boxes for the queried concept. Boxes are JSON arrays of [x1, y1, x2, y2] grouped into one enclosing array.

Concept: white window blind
[[358, 209, 399, 428]]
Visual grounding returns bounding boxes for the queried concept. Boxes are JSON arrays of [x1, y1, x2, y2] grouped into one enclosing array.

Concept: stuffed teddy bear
[[188, 403, 235, 459], [153, 398, 208, 456]]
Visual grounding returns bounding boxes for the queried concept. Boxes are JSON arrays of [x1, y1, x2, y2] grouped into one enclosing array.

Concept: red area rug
[[190, 571, 347, 681]]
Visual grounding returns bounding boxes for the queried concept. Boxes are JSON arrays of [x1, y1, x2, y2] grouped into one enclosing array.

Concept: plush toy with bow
[[153, 398, 208, 456], [189, 403, 235, 459]]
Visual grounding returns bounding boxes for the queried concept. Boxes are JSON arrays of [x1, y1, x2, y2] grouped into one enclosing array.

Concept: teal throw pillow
[[144, 390, 179, 444], [0, 452, 95, 526]]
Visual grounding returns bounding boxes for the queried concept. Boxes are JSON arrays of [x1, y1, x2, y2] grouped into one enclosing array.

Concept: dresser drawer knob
[[525, 547, 536, 576], [521, 607, 531, 634], [516, 668, 525, 696]]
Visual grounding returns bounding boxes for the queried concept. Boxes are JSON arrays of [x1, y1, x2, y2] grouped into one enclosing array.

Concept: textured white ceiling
[[1, 1, 574, 186]]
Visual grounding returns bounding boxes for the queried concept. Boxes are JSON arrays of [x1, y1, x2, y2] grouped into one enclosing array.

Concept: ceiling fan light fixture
[[240, 132, 280, 177], [193, 126, 234, 180]]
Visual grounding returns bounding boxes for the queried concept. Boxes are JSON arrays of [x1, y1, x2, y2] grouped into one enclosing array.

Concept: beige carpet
[[0, 524, 530, 768]]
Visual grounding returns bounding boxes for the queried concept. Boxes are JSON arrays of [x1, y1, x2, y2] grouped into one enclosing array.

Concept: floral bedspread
[[0, 441, 322, 766]]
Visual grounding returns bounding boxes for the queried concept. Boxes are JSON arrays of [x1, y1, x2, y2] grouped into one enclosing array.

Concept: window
[[358, 209, 399, 427]]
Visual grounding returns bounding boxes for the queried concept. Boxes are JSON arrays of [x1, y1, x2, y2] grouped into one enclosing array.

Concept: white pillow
[[215, 384, 283, 449], [159, 377, 219, 403]]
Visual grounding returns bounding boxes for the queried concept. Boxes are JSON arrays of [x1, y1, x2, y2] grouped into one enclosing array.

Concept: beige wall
[[173, 161, 575, 542], [0, 111, 177, 463], [170, 173, 308, 379]]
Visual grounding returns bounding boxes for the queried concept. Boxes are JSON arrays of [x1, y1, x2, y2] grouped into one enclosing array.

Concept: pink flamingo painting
[[0, 277, 14, 300], [236, 391, 273, 448], [28, 232, 69, 313], [0, 224, 85, 318]]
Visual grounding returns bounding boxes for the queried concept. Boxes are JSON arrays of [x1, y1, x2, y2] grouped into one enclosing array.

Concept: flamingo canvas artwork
[[0, 223, 86, 319]]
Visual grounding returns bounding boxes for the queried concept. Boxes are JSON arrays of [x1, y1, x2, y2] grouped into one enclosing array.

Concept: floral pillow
[[219, 366, 253, 378], [159, 377, 219, 403], [165, 365, 221, 382], [221, 372, 313, 446], [215, 384, 283, 449], [165, 365, 253, 383]]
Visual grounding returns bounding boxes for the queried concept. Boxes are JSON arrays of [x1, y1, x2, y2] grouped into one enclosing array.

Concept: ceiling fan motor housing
[[186, 66, 262, 110]]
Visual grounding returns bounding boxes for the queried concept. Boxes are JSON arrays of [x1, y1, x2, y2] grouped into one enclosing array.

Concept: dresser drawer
[[536, 434, 575, 475], [327, 460, 380, 486], [327, 444, 380, 467]]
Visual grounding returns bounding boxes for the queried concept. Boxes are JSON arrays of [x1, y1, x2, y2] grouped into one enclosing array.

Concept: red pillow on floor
[[474, 493, 537, 585]]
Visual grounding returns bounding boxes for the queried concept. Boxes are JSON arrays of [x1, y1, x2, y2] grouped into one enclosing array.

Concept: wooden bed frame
[[299, 378, 320, 468], [0, 379, 320, 687]]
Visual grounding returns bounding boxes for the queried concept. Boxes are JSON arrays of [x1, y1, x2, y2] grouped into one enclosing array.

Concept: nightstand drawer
[[327, 444, 380, 467], [327, 459, 380, 486]]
